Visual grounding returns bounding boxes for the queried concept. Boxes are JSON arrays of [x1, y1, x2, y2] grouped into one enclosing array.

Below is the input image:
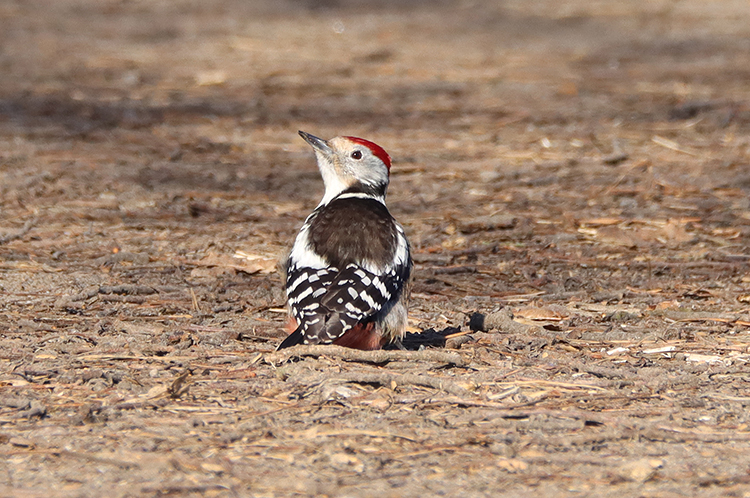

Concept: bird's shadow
[[385, 327, 460, 351]]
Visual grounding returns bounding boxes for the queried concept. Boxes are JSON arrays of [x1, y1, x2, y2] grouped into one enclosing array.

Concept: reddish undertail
[[279, 318, 384, 351], [332, 322, 384, 350]]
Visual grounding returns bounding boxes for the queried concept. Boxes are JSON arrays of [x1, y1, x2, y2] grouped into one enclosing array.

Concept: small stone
[[615, 458, 662, 483]]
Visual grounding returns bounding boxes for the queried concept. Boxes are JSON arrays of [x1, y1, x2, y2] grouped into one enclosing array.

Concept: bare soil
[[2, 1, 750, 496]]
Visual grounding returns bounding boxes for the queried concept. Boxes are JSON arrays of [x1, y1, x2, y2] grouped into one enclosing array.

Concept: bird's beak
[[299, 131, 333, 156]]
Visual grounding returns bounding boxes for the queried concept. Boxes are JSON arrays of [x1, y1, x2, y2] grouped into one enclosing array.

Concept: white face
[[301, 133, 390, 204], [326, 136, 390, 192]]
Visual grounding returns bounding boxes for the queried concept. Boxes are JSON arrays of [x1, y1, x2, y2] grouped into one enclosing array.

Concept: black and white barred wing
[[286, 265, 338, 323], [286, 262, 408, 345]]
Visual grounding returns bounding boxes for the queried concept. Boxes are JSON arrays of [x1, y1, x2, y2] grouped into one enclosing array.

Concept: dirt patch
[[1, 1, 750, 496]]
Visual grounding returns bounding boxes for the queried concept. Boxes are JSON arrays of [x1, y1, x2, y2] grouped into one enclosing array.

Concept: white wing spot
[[360, 291, 377, 309], [345, 302, 361, 313], [295, 286, 313, 302], [312, 288, 327, 298], [287, 273, 308, 293], [372, 277, 388, 297]]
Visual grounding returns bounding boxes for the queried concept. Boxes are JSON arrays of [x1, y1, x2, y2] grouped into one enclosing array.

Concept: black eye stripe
[[351, 150, 362, 159]]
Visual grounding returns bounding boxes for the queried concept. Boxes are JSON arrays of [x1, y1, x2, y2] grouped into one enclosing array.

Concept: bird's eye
[[351, 150, 362, 160]]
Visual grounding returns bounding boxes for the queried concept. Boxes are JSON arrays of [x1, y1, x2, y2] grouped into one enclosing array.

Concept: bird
[[277, 131, 412, 351]]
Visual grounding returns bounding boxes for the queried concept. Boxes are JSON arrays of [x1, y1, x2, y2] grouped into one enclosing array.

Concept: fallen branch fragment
[[65, 288, 100, 303], [265, 344, 466, 367], [661, 310, 750, 325], [332, 371, 471, 397], [469, 309, 545, 335], [58, 284, 160, 306], [99, 295, 148, 303]]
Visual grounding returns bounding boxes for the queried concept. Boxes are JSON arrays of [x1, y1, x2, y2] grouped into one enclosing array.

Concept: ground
[[1, 0, 750, 496]]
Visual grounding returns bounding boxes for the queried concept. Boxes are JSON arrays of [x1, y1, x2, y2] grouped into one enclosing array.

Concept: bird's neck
[[320, 182, 387, 207]]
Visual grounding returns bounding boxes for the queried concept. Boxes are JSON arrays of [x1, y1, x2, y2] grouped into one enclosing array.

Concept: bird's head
[[299, 131, 392, 205]]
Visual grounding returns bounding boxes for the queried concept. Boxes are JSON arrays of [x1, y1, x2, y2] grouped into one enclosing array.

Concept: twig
[[141, 484, 230, 494], [76, 354, 197, 363], [168, 369, 192, 398], [652, 135, 700, 156], [570, 362, 632, 380], [493, 379, 606, 391], [661, 310, 750, 325], [423, 395, 552, 411], [1, 449, 140, 469], [0, 218, 35, 245], [422, 399, 611, 423], [55, 450, 140, 469], [646, 426, 750, 443], [189, 287, 201, 312], [390, 446, 465, 459], [444, 329, 474, 339], [265, 344, 466, 367], [282, 427, 417, 442], [99, 285, 157, 295], [331, 371, 471, 397]]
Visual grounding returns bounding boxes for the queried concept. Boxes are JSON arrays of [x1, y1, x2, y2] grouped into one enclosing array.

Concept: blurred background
[[3, 0, 749, 240], [2, 1, 750, 495]]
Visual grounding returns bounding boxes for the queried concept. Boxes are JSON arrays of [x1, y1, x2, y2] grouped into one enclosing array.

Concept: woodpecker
[[278, 131, 412, 351]]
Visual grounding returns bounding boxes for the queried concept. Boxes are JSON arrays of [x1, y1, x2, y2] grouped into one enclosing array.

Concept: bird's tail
[[276, 326, 304, 350]]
